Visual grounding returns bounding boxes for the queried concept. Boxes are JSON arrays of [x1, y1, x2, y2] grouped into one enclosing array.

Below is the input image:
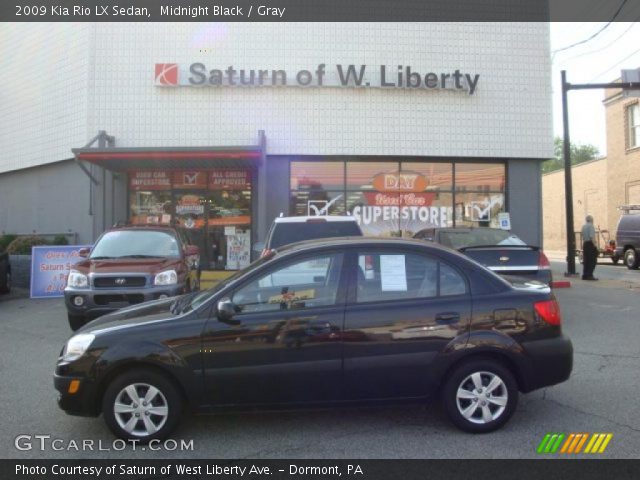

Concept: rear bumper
[[519, 335, 573, 393]]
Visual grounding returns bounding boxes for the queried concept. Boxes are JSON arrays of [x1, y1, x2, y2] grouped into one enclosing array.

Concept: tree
[[542, 137, 600, 174]]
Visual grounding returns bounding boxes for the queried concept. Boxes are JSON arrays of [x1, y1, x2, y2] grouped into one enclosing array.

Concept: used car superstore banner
[[30, 245, 90, 298]]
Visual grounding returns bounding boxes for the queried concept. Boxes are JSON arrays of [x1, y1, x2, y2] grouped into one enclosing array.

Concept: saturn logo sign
[[155, 64, 179, 86], [115, 278, 126, 285]]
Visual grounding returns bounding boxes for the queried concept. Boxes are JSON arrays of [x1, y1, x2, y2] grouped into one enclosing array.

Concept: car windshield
[[90, 230, 180, 259], [439, 229, 526, 249], [269, 222, 361, 249]]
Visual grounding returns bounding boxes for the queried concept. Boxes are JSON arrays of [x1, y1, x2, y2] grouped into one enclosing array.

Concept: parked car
[[255, 215, 363, 256], [64, 225, 200, 331], [55, 237, 572, 441], [614, 209, 640, 269], [413, 227, 552, 285], [0, 251, 10, 294]]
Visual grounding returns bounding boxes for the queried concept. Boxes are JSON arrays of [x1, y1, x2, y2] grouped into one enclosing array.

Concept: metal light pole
[[561, 70, 576, 275], [559, 70, 640, 276]]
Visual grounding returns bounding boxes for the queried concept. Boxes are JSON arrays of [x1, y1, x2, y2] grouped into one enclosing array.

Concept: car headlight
[[154, 269, 177, 286], [67, 270, 88, 288], [62, 334, 95, 362]]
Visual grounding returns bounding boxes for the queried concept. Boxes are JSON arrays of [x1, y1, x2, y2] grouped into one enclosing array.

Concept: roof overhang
[[72, 146, 262, 171]]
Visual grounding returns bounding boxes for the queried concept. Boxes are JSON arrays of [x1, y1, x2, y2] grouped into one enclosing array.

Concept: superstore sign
[[351, 171, 449, 228], [155, 63, 481, 94]]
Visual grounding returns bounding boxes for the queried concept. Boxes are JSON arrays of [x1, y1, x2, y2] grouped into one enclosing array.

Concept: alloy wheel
[[455, 371, 508, 425], [113, 383, 169, 437]]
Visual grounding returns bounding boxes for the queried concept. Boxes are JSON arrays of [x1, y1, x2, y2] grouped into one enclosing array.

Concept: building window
[[628, 103, 640, 149], [289, 159, 505, 236]]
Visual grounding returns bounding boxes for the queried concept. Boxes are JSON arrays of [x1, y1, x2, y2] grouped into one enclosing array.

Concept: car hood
[[79, 296, 181, 333], [72, 257, 181, 275]]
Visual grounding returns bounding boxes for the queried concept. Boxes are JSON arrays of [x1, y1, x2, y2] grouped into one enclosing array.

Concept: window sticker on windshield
[[380, 255, 407, 291]]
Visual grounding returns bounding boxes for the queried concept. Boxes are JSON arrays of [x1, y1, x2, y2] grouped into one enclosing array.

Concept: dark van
[[615, 209, 640, 269]]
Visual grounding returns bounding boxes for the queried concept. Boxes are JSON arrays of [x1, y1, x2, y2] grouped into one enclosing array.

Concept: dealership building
[[0, 23, 552, 271]]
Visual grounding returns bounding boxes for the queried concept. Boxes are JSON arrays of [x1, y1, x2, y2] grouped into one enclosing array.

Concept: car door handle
[[435, 312, 460, 324]]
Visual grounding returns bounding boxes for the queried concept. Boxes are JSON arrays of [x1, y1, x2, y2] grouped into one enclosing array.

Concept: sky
[[550, 22, 640, 157]]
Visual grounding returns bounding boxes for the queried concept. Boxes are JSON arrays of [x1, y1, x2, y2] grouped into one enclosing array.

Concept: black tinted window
[[269, 222, 361, 249]]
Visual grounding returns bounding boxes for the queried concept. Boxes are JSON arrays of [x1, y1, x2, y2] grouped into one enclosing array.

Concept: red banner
[[129, 171, 171, 190], [209, 170, 250, 190]]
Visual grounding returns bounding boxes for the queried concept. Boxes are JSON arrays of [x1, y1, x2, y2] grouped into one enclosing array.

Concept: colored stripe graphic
[[538, 433, 613, 454], [537, 433, 565, 453]]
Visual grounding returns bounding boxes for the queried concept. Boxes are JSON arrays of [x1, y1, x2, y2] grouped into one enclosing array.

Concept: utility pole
[[560, 70, 640, 275]]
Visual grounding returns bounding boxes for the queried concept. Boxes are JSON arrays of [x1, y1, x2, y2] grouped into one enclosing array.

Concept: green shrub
[[0, 234, 17, 253], [6, 236, 50, 255], [52, 235, 69, 245]]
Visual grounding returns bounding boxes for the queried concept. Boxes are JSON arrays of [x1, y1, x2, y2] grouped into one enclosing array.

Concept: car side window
[[356, 252, 466, 303], [232, 253, 344, 314], [439, 262, 467, 296]]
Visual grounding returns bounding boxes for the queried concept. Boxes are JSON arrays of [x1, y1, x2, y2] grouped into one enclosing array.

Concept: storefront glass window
[[455, 163, 505, 192], [290, 161, 344, 191], [290, 159, 505, 236]]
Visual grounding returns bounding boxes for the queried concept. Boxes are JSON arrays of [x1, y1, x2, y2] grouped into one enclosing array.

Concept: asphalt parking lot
[[0, 260, 639, 459]]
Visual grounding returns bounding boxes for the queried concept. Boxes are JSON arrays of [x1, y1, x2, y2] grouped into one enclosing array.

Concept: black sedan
[[54, 237, 572, 441], [413, 227, 553, 285]]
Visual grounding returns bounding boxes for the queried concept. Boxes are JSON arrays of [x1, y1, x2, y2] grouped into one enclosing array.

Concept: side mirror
[[185, 245, 199, 256], [253, 242, 265, 253], [217, 299, 240, 325], [78, 247, 90, 258]]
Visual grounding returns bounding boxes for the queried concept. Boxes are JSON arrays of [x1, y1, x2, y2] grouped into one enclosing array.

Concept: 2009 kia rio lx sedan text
[[54, 238, 573, 441]]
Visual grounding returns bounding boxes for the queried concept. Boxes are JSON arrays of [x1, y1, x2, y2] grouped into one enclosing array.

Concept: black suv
[[55, 237, 572, 441], [615, 210, 640, 269]]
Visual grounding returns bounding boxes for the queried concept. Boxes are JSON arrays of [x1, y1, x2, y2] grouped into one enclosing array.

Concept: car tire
[[67, 313, 86, 331], [102, 369, 182, 443], [442, 358, 518, 433], [624, 248, 639, 270], [0, 271, 10, 294]]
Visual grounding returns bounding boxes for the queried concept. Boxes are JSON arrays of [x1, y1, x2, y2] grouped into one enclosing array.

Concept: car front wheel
[[442, 359, 518, 433], [624, 248, 639, 270], [102, 369, 182, 442]]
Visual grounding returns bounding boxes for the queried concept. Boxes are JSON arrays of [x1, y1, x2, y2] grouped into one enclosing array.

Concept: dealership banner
[[30, 245, 90, 298]]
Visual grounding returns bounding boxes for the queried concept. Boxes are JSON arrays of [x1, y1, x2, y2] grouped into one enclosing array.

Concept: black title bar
[[3, 0, 640, 22]]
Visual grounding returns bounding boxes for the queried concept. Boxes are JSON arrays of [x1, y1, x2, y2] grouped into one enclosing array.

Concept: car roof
[[105, 225, 178, 234], [274, 236, 460, 255], [273, 215, 358, 223]]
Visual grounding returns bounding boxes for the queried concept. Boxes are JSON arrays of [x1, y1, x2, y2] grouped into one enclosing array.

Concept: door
[[201, 251, 347, 406], [343, 248, 471, 400]]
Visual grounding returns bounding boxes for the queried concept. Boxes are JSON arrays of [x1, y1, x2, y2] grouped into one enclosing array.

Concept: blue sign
[[30, 245, 91, 299]]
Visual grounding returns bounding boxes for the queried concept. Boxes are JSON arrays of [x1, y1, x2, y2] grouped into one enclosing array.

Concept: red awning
[[73, 147, 262, 171]]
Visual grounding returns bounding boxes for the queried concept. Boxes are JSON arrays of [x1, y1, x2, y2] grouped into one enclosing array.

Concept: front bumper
[[519, 335, 573, 392], [65, 284, 184, 318], [53, 373, 100, 417]]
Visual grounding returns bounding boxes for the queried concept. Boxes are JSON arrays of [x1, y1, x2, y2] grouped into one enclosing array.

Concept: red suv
[[64, 226, 200, 330]]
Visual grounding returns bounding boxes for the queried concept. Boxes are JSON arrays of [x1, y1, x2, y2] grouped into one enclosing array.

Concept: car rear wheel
[[102, 369, 182, 442], [442, 359, 518, 433], [67, 313, 85, 331], [624, 248, 639, 270]]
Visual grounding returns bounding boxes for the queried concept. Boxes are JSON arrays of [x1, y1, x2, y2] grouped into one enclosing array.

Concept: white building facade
[[0, 23, 552, 270]]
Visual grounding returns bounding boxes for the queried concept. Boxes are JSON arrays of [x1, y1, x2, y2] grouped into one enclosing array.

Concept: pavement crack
[[542, 397, 640, 433], [574, 350, 640, 360]]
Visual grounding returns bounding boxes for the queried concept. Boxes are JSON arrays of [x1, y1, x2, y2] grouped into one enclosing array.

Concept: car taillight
[[538, 251, 551, 270], [534, 299, 561, 326]]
